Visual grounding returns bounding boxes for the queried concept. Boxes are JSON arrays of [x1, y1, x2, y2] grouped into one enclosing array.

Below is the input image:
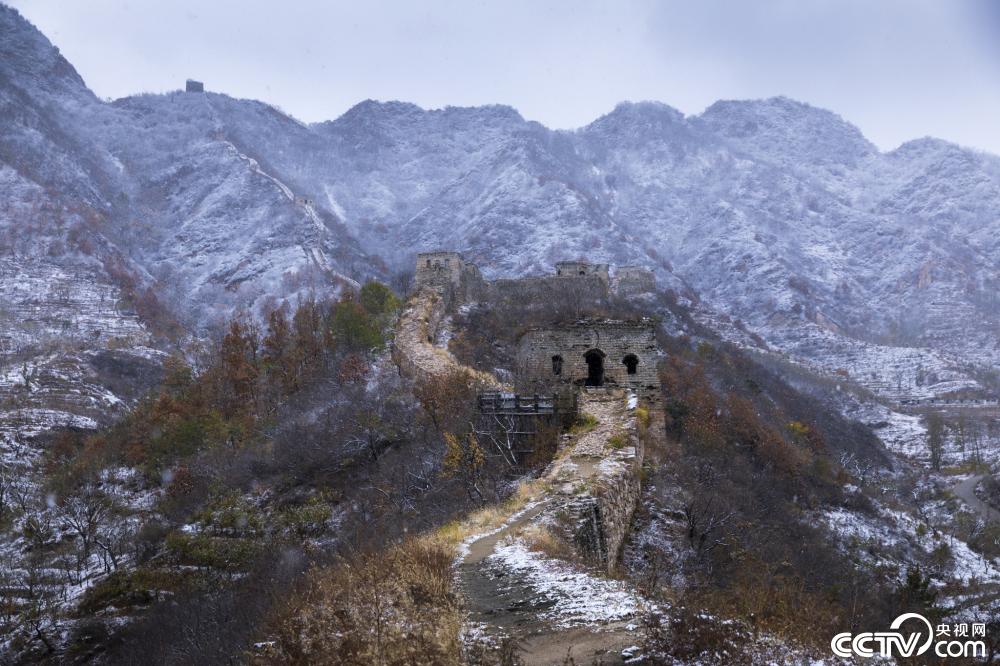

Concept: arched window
[[551, 355, 563, 376], [426, 259, 431, 267], [622, 354, 639, 375]]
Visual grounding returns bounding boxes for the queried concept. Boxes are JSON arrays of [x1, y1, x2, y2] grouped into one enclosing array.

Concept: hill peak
[[0, 5, 94, 100]]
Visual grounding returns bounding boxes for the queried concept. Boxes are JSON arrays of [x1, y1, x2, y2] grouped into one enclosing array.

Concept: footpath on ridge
[[458, 388, 647, 665], [392, 291, 650, 664]]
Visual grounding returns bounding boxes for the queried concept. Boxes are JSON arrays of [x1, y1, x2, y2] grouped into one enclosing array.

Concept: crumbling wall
[[545, 389, 645, 573], [400, 251, 661, 573], [586, 439, 643, 568], [612, 267, 656, 298], [488, 274, 610, 307], [413, 251, 488, 306], [459, 262, 488, 302], [564, 442, 642, 569], [392, 287, 500, 387]]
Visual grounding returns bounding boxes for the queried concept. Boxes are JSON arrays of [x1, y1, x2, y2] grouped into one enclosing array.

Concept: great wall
[[392, 252, 664, 662]]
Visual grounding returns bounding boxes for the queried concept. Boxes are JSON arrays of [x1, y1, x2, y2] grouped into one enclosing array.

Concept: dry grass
[[519, 523, 574, 561], [942, 460, 991, 476], [267, 536, 463, 665], [607, 432, 629, 450], [265, 475, 553, 666], [436, 478, 549, 547], [634, 405, 651, 428], [569, 413, 599, 435]]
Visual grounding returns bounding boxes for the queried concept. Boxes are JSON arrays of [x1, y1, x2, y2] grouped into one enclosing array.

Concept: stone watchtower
[[185, 79, 204, 93], [413, 251, 485, 304], [516, 319, 661, 402], [415, 252, 464, 291]]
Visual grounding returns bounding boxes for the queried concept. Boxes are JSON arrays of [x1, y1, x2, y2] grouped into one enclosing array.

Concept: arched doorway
[[584, 349, 605, 386]]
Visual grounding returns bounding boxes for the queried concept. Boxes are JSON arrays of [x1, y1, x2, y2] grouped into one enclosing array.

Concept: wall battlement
[[555, 261, 610, 283], [412, 251, 655, 302], [414, 251, 486, 304]]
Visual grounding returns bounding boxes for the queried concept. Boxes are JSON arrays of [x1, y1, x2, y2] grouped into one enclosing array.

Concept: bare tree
[[0, 464, 11, 521], [94, 517, 133, 573], [682, 495, 736, 564], [9, 473, 34, 514], [839, 451, 875, 486], [926, 413, 945, 471], [57, 485, 112, 559], [472, 413, 523, 468]]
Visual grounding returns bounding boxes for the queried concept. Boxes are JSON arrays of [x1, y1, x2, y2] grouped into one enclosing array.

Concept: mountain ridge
[[1, 2, 999, 408]]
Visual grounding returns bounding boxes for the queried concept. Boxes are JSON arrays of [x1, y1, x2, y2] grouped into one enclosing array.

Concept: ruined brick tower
[[413, 251, 485, 304], [516, 319, 661, 402]]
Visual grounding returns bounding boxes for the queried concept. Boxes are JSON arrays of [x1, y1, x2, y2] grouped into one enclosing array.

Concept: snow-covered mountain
[[3, 3, 1000, 414]]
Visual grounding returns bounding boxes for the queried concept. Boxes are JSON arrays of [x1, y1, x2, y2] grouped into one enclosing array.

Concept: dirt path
[[944, 475, 1000, 612], [458, 501, 557, 641], [457, 391, 643, 665], [952, 475, 1000, 524], [458, 501, 639, 666]]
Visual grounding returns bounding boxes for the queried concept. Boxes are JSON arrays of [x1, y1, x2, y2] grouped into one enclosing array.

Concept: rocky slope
[[3, 1, 1000, 425]]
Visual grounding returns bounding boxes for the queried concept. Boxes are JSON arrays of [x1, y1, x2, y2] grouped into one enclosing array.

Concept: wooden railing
[[477, 391, 576, 415]]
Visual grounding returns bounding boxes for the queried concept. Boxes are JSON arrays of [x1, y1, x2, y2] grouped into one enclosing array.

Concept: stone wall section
[[488, 274, 609, 306], [544, 389, 644, 573], [412, 251, 655, 306], [611, 266, 656, 297], [392, 287, 501, 387], [413, 251, 488, 305], [404, 251, 662, 573], [555, 261, 610, 283]]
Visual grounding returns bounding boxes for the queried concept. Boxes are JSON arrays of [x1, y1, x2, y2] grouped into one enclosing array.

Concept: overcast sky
[[9, 0, 1000, 154]]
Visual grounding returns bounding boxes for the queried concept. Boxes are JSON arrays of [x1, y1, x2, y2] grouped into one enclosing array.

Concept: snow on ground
[[868, 405, 1000, 471], [454, 499, 545, 563], [826, 376, 1000, 471], [869, 410, 927, 459], [486, 537, 646, 628], [823, 506, 902, 551], [837, 392, 926, 459], [821, 498, 1000, 614], [764, 319, 983, 403]]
